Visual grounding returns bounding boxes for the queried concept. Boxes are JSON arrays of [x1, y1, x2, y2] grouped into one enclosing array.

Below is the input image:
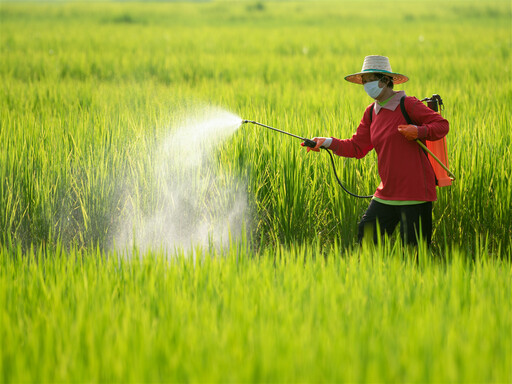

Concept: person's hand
[[306, 137, 332, 152], [398, 125, 418, 141]]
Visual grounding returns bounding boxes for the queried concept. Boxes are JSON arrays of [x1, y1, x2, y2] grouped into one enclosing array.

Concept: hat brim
[[344, 70, 409, 85]]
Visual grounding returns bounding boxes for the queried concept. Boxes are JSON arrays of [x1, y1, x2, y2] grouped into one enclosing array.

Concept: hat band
[[362, 69, 393, 73]]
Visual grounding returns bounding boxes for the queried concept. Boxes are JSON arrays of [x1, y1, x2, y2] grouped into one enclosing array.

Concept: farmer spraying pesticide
[[306, 55, 450, 246]]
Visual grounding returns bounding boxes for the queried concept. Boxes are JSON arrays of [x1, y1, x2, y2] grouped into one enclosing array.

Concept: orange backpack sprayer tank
[[416, 94, 455, 186]]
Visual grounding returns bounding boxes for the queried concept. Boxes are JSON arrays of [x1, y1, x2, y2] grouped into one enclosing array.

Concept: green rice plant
[[1, 241, 510, 382], [1, 2, 511, 382], [2, 3, 511, 383], [3, 0, 510, 253]]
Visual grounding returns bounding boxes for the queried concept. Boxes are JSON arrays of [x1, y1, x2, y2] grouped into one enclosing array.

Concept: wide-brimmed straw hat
[[344, 55, 409, 85]]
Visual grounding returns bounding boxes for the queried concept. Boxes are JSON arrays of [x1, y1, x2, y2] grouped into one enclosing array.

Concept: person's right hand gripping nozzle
[[305, 137, 332, 152]]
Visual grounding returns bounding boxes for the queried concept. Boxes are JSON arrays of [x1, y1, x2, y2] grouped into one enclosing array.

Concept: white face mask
[[363, 80, 384, 99]]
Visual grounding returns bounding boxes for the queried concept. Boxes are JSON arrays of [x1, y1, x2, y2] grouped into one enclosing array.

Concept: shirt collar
[[374, 90, 406, 114]]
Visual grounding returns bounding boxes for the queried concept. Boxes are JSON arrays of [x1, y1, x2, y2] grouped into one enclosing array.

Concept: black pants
[[357, 200, 433, 246]]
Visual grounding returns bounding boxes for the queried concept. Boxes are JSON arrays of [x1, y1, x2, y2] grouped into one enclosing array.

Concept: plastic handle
[[301, 139, 317, 148]]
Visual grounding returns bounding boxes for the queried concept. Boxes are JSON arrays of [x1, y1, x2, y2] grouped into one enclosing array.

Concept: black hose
[[322, 148, 373, 199]]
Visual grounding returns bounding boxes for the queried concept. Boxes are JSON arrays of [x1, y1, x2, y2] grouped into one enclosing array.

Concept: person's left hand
[[398, 125, 418, 141]]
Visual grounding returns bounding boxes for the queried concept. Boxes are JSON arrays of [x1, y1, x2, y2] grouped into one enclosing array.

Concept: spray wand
[[241, 120, 373, 199], [241, 120, 317, 148]]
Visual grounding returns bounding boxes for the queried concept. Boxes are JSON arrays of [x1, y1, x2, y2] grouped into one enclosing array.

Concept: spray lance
[[241, 120, 373, 198]]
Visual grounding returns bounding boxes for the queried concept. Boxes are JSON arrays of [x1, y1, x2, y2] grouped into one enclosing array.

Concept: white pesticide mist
[[115, 107, 247, 255]]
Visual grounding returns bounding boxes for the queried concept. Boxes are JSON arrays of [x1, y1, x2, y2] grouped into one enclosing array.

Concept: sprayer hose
[[323, 148, 373, 199]]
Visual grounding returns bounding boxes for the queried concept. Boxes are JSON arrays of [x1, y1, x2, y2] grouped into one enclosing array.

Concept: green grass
[[1, 0, 511, 382]]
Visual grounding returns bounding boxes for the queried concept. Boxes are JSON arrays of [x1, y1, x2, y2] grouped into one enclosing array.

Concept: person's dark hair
[[376, 73, 394, 89]]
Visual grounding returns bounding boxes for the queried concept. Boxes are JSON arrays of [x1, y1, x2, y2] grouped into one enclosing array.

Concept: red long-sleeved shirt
[[329, 92, 449, 201]]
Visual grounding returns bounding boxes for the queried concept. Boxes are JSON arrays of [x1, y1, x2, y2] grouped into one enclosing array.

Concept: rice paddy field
[[1, 0, 511, 382]]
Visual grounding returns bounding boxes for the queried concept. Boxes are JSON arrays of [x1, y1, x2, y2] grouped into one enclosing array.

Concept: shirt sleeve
[[406, 97, 449, 141], [328, 104, 374, 159]]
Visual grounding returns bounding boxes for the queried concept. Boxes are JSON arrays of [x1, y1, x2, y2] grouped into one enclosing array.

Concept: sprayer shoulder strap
[[368, 96, 413, 125], [399, 96, 413, 125]]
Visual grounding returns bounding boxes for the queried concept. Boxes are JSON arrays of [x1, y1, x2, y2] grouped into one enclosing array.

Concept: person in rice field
[[306, 55, 449, 246]]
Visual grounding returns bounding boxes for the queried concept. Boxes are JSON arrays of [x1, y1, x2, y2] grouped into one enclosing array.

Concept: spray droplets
[[116, 107, 247, 255]]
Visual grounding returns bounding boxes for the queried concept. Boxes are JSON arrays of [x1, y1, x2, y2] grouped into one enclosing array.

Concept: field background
[[1, 0, 511, 382]]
